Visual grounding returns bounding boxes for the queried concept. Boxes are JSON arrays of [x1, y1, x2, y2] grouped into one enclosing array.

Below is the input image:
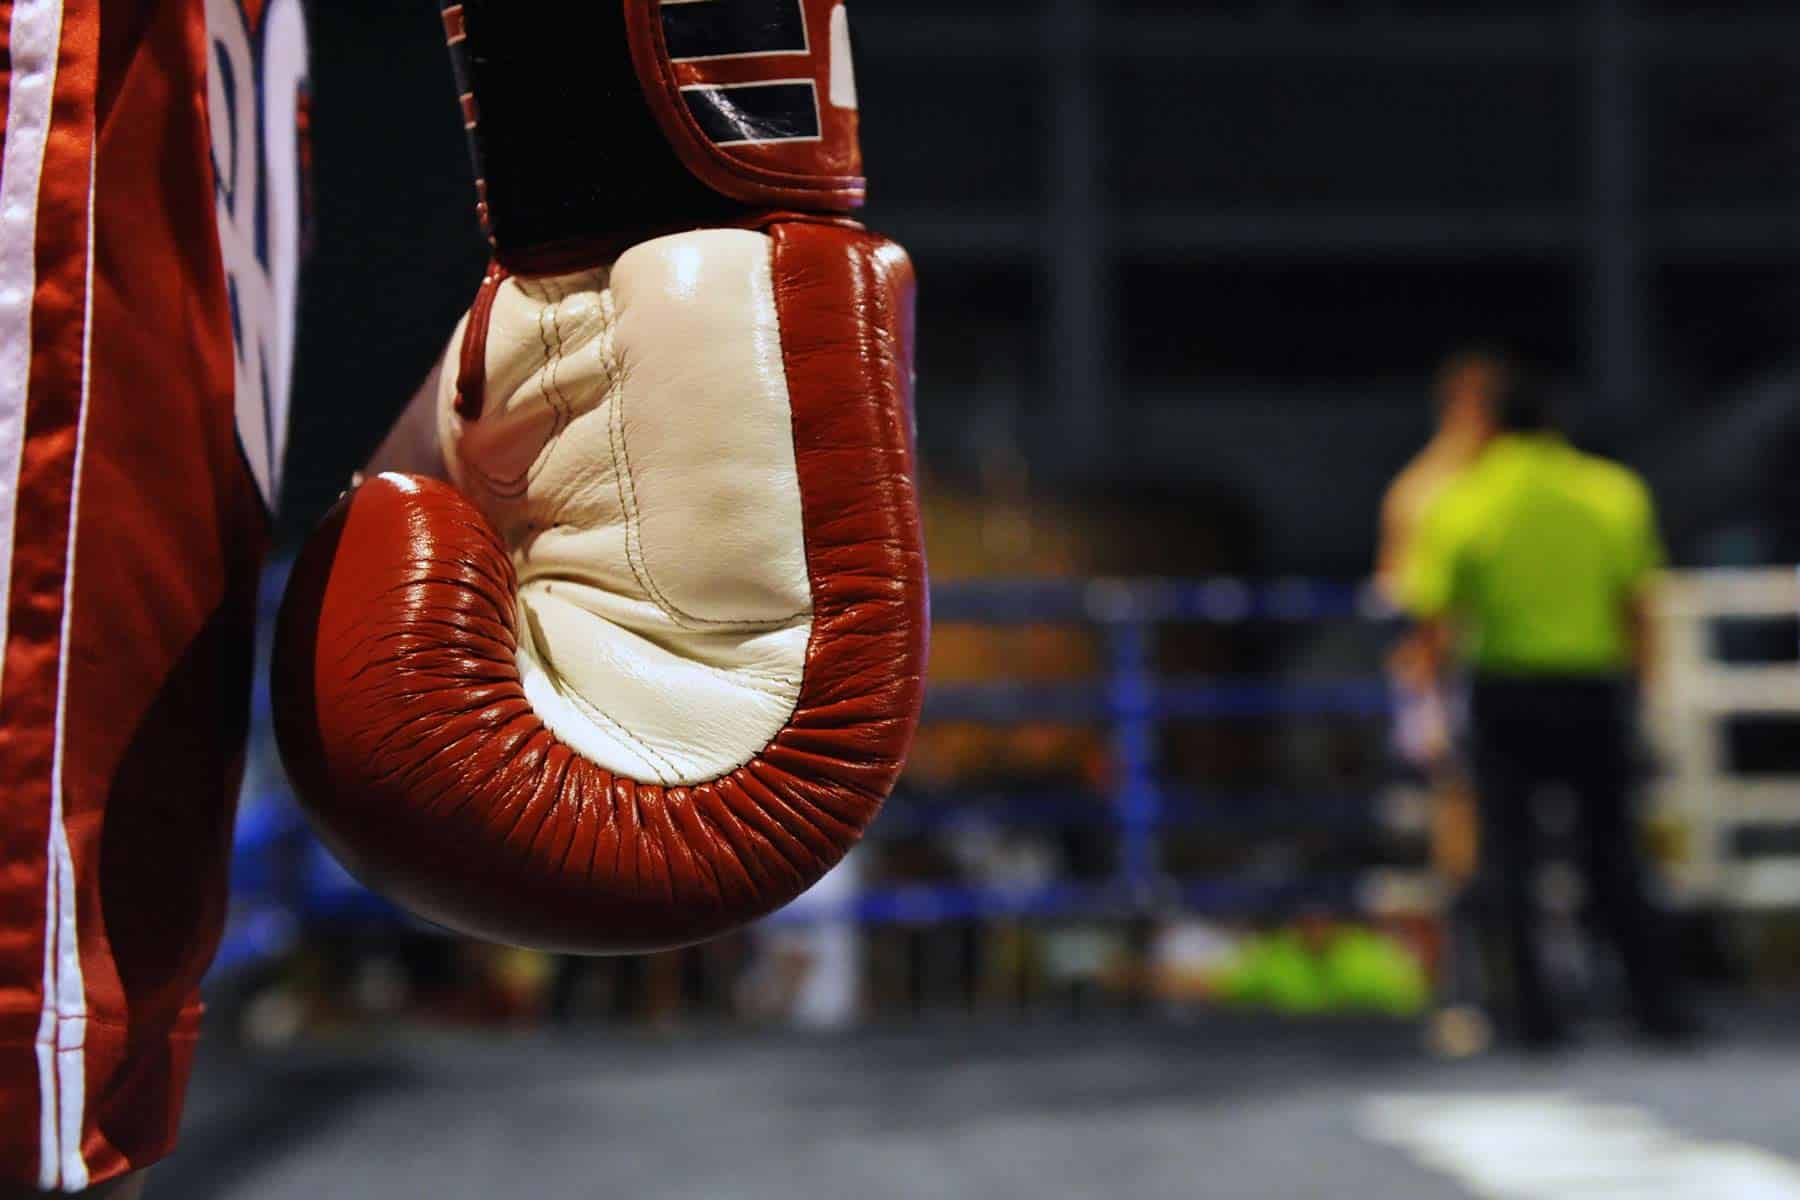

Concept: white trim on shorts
[[0, 0, 90, 1188]]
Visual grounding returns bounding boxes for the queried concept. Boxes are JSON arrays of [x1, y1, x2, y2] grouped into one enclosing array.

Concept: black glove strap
[[442, 1, 740, 267]]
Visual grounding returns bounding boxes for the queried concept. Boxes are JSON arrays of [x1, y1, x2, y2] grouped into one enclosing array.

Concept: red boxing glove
[[272, 1, 925, 954]]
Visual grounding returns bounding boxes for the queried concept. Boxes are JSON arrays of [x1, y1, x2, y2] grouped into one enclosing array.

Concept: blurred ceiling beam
[[884, 213, 1800, 261], [851, 12, 1800, 64]]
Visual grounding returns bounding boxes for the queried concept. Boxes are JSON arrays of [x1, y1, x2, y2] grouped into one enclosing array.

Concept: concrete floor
[[152, 1015, 1800, 1199]]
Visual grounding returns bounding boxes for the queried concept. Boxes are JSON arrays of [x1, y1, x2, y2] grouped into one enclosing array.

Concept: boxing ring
[[176, 557, 1800, 1200], [213, 563, 1800, 991], [175, 567, 1800, 1200]]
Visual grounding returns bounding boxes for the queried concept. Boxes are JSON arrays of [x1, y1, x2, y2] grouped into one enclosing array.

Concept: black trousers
[[1468, 676, 1682, 1037]]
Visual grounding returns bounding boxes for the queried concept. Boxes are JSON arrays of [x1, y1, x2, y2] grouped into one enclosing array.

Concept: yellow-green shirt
[[1399, 434, 1663, 675]]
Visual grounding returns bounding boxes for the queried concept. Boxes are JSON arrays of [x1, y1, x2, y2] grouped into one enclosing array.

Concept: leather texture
[[446, 230, 815, 784], [273, 223, 924, 953]]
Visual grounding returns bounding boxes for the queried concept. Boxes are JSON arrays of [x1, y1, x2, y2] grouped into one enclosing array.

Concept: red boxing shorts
[[0, 0, 304, 1188]]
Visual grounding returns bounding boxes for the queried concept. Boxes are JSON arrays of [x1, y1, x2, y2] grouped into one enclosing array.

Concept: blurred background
[[174, 1, 1800, 1196]]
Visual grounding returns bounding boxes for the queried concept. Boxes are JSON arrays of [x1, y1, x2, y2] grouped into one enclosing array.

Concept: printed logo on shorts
[[207, 0, 310, 512]]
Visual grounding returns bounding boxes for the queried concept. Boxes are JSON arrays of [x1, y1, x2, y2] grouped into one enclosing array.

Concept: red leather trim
[[453, 262, 509, 419], [623, 0, 866, 214], [273, 226, 924, 954]]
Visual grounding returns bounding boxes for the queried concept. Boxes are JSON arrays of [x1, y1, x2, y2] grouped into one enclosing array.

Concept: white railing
[[1649, 568, 1800, 909]]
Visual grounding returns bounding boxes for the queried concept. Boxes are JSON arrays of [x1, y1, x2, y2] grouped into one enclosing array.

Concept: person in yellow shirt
[[1399, 371, 1692, 1049]]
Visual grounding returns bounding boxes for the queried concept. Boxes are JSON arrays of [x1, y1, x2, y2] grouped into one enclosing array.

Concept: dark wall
[[280, 2, 486, 541], [280, 2, 1800, 573]]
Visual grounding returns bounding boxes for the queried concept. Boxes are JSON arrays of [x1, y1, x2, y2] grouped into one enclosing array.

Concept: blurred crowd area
[[225, 479, 1450, 1043], [221, 477, 1777, 1048], [234, 0, 1800, 1044]]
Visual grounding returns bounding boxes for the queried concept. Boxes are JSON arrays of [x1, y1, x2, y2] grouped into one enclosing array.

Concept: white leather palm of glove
[[384, 230, 814, 787]]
